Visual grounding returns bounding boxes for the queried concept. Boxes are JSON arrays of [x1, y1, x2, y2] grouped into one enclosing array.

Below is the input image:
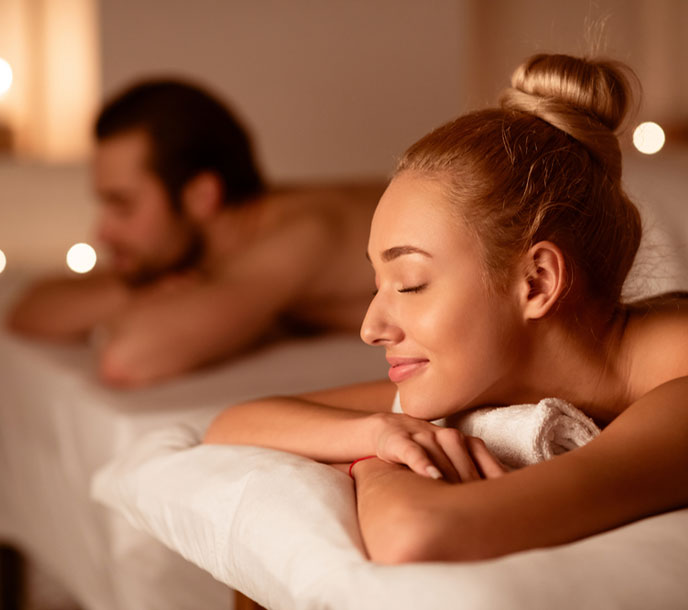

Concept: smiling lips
[[387, 357, 429, 383]]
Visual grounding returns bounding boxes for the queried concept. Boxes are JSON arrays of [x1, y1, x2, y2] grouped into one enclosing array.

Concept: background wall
[[467, 0, 688, 128], [99, 0, 688, 181], [99, 0, 471, 182], [0, 0, 686, 271]]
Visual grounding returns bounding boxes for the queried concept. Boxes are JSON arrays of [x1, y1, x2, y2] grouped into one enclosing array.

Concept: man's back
[[231, 182, 382, 332]]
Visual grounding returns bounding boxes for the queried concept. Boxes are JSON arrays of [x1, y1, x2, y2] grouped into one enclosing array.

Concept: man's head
[[93, 80, 264, 281]]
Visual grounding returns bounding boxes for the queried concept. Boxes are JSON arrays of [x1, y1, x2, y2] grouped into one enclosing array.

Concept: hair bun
[[500, 54, 637, 178]]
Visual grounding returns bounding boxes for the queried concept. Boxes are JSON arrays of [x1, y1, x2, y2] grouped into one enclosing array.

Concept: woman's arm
[[204, 380, 498, 480], [353, 376, 688, 563], [203, 380, 398, 462]]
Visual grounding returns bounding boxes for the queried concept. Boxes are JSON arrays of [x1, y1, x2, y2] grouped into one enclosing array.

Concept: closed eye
[[398, 284, 427, 294]]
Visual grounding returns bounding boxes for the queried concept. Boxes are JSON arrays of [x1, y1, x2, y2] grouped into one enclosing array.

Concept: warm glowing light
[[0, 249, 6, 274], [633, 122, 666, 155], [0, 58, 12, 97], [66, 243, 97, 273]]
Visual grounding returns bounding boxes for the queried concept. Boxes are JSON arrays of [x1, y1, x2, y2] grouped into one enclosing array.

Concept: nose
[[360, 294, 403, 346]]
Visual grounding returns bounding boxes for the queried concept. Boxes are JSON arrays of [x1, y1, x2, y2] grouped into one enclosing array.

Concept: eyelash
[[372, 284, 427, 297], [398, 284, 427, 294]]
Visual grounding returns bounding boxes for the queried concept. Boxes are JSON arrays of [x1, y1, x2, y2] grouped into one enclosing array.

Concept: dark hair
[[95, 79, 265, 209], [398, 53, 642, 312]]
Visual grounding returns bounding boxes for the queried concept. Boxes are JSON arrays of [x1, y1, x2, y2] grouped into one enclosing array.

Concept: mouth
[[386, 357, 429, 383]]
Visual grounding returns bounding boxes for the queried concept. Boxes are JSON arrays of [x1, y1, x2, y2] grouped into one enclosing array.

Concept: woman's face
[[361, 172, 526, 419]]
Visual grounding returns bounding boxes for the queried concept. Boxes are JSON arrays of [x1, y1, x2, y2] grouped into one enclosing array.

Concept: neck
[[498, 308, 631, 425], [197, 196, 267, 271]]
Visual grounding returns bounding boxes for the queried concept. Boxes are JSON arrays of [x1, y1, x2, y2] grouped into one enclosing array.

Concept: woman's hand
[[369, 412, 506, 483]]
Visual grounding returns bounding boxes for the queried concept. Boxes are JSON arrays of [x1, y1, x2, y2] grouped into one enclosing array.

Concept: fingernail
[[426, 466, 442, 480]]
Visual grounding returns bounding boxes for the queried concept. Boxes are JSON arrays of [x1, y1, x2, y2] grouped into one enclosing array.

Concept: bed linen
[[0, 270, 387, 610], [93, 423, 688, 610]]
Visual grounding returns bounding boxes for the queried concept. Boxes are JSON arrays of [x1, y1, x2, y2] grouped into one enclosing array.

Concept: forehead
[[93, 129, 152, 186], [370, 172, 468, 256]]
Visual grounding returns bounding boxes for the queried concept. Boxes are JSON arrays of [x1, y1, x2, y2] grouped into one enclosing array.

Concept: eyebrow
[[366, 245, 433, 263]]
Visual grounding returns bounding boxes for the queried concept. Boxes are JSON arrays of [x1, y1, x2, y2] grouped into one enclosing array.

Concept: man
[[7, 80, 381, 387]]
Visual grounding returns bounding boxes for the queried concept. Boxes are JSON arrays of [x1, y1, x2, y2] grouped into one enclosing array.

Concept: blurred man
[[7, 80, 381, 387]]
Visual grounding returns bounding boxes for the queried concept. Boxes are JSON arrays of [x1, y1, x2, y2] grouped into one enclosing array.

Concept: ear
[[181, 172, 224, 222], [517, 241, 568, 320]]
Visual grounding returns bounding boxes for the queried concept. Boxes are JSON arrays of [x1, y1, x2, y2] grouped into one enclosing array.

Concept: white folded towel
[[392, 393, 600, 470]]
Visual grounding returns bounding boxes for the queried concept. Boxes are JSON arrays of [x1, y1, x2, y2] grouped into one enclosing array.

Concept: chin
[[398, 388, 450, 421], [399, 381, 475, 421]]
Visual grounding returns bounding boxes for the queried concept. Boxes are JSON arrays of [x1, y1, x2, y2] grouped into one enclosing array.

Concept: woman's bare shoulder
[[624, 292, 688, 391]]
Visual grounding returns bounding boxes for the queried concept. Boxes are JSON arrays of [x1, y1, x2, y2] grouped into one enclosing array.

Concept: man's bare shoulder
[[203, 181, 382, 331], [268, 181, 384, 222], [216, 181, 384, 279]]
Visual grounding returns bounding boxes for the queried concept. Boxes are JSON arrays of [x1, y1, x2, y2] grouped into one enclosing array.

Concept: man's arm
[[97, 218, 332, 387], [353, 376, 688, 563], [6, 273, 131, 341], [98, 277, 292, 385]]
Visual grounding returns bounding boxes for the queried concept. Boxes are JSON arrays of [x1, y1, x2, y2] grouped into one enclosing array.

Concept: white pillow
[[92, 425, 688, 610]]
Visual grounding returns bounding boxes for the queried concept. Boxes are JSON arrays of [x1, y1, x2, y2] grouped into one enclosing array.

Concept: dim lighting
[[632, 122, 665, 155], [0, 249, 6, 274], [66, 243, 97, 274], [0, 58, 12, 97]]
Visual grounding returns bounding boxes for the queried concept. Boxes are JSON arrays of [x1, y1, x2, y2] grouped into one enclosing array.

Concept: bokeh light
[[0, 58, 12, 97], [632, 122, 666, 155], [66, 243, 97, 273], [0, 249, 6, 274]]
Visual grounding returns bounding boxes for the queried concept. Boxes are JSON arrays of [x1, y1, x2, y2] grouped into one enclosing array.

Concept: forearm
[[204, 397, 383, 462], [353, 458, 454, 563], [7, 274, 130, 340], [98, 284, 278, 386], [353, 454, 606, 564], [352, 408, 688, 566]]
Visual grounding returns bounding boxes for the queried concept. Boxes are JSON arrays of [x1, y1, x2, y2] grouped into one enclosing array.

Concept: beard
[[114, 230, 205, 287]]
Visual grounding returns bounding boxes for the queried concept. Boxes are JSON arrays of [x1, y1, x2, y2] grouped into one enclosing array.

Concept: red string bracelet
[[348, 455, 377, 479]]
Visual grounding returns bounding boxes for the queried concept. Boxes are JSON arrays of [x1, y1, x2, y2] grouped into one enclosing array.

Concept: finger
[[410, 431, 461, 483], [394, 437, 445, 480], [466, 436, 508, 479], [435, 428, 481, 483]]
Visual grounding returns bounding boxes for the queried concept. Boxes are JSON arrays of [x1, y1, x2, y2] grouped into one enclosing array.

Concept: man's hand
[[7, 273, 132, 341], [132, 270, 204, 302]]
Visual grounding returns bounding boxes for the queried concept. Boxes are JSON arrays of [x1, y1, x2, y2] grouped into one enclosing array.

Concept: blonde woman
[[205, 54, 688, 563]]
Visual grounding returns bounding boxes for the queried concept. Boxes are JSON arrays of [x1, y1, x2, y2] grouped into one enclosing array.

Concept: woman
[[204, 53, 688, 563]]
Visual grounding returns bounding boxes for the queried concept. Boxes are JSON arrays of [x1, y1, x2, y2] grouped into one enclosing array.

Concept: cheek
[[424, 293, 520, 407], [132, 202, 176, 244], [419, 286, 482, 355]]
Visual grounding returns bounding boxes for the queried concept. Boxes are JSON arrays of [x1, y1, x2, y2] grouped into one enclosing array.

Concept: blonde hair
[[397, 53, 642, 312]]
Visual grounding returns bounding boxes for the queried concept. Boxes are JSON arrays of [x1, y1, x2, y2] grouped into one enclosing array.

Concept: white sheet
[[0, 271, 387, 610], [93, 424, 688, 610]]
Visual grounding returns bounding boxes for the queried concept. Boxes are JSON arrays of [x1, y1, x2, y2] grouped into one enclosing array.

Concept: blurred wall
[[99, 1, 688, 180], [0, 0, 101, 162], [99, 0, 471, 182], [466, 0, 688, 125]]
